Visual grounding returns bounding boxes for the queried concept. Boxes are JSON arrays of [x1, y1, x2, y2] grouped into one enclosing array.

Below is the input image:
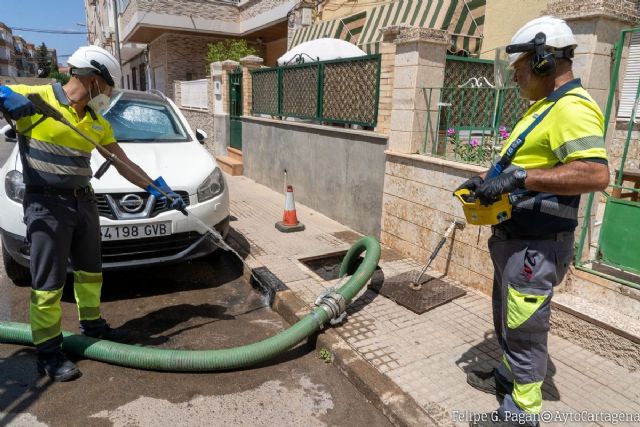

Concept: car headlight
[[197, 168, 225, 202], [5, 170, 25, 203]]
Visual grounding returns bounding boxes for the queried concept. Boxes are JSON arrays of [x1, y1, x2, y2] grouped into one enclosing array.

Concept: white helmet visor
[[494, 47, 515, 89]]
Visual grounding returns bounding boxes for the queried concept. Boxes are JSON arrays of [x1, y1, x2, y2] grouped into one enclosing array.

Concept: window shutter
[[618, 32, 640, 120]]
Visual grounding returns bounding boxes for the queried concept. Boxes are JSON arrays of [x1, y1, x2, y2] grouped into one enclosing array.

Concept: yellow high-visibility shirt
[[8, 83, 116, 188], [498, 79, 608, 235]]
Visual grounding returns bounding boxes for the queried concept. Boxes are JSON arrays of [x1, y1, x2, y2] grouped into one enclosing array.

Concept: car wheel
[[2, 245, 31, 286]]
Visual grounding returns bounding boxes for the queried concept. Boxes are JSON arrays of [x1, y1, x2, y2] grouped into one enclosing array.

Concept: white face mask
[[87, 82, 111, 112]]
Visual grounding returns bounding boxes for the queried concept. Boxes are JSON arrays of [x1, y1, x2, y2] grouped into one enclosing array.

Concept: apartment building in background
[[85, 0, 306, 98], [0, 21, 39, 77]]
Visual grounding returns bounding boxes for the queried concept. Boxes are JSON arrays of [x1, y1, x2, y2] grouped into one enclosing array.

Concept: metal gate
[[229, 67, 243, 150], [576, 28, 640, 288]]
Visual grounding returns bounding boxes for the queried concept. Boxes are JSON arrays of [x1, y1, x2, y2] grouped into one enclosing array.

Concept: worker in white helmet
[[0, 45, 184, 382], [456, 16, 609, 426]]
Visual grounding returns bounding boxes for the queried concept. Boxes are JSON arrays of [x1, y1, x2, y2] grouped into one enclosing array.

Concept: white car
[[0, 89, 229, 284]]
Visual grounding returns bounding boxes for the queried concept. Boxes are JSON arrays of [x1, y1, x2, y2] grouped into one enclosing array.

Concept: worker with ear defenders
[[0, 45, 184, 382], [455, 16, 609, 427]]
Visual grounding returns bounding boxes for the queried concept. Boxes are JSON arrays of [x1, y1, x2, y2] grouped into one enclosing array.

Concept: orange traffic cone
[[275, 185, 305, 232]]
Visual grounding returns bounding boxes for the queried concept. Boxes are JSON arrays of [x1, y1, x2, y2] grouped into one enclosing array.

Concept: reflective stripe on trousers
[[489, 234, 573, 420], [24, 191, 103, 351]]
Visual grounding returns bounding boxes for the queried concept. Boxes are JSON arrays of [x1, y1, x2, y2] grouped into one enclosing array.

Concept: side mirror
[[1, 124, 17, 142], [195, 129, 207, 144]]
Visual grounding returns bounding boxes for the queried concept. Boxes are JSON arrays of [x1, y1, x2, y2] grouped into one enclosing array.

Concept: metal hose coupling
[[314, 277, 350, 327]]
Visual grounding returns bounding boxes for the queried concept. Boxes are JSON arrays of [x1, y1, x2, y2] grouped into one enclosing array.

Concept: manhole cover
[[371, 270, 466, 314]]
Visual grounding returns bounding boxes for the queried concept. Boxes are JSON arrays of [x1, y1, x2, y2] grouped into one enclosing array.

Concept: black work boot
[[467, 368, 511, 397], [37, 350, 82, 382], [82, 322, 129, 343]]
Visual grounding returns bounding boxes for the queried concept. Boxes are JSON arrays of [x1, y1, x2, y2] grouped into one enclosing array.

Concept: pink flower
[[470, 138, 480, 147], [499, 125, 507, 132], [500, 130, 510, 140], [447, 128, 456, 137]]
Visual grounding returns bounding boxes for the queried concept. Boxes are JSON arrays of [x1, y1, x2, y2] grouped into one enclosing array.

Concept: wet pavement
[[0, 250, 393, 427]]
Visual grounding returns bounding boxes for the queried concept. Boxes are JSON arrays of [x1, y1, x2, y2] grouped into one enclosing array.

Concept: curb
[[232, 233, 436, 426], [273, 290, 437, 427]]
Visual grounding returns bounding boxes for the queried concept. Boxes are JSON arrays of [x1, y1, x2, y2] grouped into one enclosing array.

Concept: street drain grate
[[370, 270, 466, 314], [252, 267, 288, 304], [299, 251, 383, 283]]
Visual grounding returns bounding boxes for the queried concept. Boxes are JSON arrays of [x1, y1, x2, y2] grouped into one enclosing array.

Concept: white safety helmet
[[67, 45, 121, 87], [507, 16, 577, 67]]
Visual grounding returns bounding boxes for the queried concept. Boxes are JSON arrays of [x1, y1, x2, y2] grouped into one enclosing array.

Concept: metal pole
[[111, 0, 123, 87]]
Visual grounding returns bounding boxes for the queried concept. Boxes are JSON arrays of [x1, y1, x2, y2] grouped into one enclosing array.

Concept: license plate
[[100, 222, 171, 241]]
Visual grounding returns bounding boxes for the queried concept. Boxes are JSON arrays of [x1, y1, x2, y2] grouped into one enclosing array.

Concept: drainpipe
[[111, 0, 123, 87]]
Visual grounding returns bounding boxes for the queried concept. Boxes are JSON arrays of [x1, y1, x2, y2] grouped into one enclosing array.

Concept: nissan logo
[[119, 194, 145, 213]]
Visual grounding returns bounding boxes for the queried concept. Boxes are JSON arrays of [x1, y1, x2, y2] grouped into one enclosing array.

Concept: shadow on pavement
[[0, 348, 52, 425], [118, 303, 236, 346], [455, 331, 560, 404], [59, 250, 245, 303]]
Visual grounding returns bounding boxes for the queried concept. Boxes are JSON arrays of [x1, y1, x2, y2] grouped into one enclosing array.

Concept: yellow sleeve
[[6, 85, 54, 133], [548, 99, 608, 163], [7, 84, 51, 98], [98, 116, 117, 146]]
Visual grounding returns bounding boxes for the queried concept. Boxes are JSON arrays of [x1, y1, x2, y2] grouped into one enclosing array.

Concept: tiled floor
[[227, 175, 640, 426]]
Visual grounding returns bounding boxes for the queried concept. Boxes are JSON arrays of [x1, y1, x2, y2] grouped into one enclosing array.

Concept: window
[[132, 67, 137, 90], [618, 32, 640, 120], [103, 96, 188, 142], [126, 74, 130, 89], [139, 64, 146, 91]]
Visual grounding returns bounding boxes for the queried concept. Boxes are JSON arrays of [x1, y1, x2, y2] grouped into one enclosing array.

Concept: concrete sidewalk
[[225, 175, 640, 427]]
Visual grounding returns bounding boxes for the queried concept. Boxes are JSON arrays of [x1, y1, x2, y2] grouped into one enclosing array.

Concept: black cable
[[9, 27, 87, 35]]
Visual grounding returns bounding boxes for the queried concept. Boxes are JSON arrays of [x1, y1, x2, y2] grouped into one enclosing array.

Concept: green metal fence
[[574, 27, 640, 290], [444, 55, 494, 87], [422, 85, 529, 167], [251, 55, 381, 127]]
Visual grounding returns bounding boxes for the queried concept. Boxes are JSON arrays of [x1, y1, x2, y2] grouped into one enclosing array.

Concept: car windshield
[[103, 96, 189, 143]]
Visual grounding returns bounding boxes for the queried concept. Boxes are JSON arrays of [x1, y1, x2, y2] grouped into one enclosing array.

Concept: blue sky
[[2, 0, 88, 65]]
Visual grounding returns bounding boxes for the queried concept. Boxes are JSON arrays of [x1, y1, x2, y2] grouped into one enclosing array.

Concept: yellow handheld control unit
[[454, 188, 512, 225]]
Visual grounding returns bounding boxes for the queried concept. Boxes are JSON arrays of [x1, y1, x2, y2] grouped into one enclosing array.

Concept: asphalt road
[[0, 142, 392, 426]]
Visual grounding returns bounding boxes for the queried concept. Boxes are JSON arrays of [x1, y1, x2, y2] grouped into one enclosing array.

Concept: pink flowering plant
[[447, 125, 510, 166]]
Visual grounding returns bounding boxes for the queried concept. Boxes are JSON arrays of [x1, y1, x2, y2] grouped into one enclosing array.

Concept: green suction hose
[[0, 236, 381, 371]]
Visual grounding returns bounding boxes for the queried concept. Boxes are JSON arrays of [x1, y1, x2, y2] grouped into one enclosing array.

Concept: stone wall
[[122, 0, 238, 30], [239, 0, 292, 21], [546, 0, 640, 24], [242, 116, 389, 236], [381, 153, 495, 294], [149, 36, 167, 93], [181, 109, 216, 153], [120, 0, 138, 34], [609, 125, 640, 171], [213, 114, 229, 158], [150, 33, 226, 100], [375, 36, 395, 135]]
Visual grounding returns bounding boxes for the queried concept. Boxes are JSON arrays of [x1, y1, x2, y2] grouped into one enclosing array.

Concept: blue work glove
[[0, 86, 36, 120], [475, 167, 527, 205], [146, 176, 186, 211]]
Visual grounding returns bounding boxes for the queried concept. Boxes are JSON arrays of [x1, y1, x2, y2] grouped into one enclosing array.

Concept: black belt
[[491, 226, 573, 242], [26, 185, 93, 197]]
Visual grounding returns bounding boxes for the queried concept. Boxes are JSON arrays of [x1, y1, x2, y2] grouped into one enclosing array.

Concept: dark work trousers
[[489, 233, 574, 423], [24, 190, 104, 354]]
